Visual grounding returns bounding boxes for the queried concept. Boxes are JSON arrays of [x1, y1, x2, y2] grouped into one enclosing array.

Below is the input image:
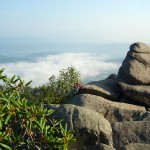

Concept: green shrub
[[23, 66, 81, 104], [0, 69, 75, 150]]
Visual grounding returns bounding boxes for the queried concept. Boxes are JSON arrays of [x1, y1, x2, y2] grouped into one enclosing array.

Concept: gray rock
[[119, 96, 140, 105], [99, 143, 116, 150], [79, 78, 122, 101], [112, 121, 150, 149], [117, 42, 150, 85], [119, 82, 150, 107], [107, 74, 117, 80], [69, 94, 146, 123], [75, 144, 116, 150], [45, 104, 113, 149], [124, 143, 150, 150], [129, 51, 150, 66], [130, 42, 150, 53]]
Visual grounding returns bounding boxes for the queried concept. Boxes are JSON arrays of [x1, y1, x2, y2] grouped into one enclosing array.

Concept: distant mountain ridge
[[0, 51, 61, 63]]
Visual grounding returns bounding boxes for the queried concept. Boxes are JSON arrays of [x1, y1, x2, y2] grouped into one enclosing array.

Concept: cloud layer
[[0, 52, 121, 87]]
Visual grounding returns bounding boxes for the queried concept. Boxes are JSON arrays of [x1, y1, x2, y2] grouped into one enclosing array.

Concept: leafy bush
[[23, 66, 81, 104], [0, 69, 75, 150]]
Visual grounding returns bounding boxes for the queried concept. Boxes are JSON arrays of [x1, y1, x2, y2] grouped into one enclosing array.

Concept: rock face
[[69, 94, 146, 123], [78, 78, 122, 101], [112, 121, 150, 149], [119, 82, 150, 106], [45, 42, 150, 149], [117, 42, 150, 107], [124, 143, 150, 150], [118, 42, 150, 85], [46, 104, 113, 149], [99, 143, 116, 150]]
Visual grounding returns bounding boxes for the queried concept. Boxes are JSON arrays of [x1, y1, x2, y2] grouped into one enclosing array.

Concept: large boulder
[[117, 42, 150, 85], [117, 42, 150, 107], [79, 78, 122, 101], [69, 94, 147, 123], [112, 121, 150, 149], [46, 104, 113, 149]]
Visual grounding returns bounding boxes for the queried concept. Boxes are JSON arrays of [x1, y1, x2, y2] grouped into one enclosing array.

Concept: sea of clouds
[[0, 52, 121, 87]]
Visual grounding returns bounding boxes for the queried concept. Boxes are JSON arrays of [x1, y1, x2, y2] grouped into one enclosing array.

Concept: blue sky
[[0, 0, 150, 44], [1, 0, 150, 86]]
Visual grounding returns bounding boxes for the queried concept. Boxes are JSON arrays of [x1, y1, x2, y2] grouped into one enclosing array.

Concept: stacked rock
[[47, 42, 150, 149], [117, 42, 150, 107]]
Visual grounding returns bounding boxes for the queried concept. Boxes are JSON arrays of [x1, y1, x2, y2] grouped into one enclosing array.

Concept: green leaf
[[25, 80, 32, 86], [12, 78, 19, 84], [45, 125, 50, 136], [10, 75, 16, 83], [65, 123, 67, 133], [22, 98, 27, 108], [0, 68, 5, 74], [10, 99, 19, 107], [0, 119, 2, 129], [33, 119, 41, 129], [3, 77, 9, 83], [4, 114, 11, 124], [0, 143, 12, 150]]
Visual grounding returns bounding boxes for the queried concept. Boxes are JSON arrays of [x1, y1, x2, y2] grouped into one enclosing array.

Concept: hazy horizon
[[0, 0, 150, 86]]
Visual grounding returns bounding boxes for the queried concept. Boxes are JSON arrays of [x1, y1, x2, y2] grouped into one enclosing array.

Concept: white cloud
[[0, 52, 121, 87]]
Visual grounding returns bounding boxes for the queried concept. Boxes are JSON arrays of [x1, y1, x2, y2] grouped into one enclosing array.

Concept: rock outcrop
[[118, 82, 150, 107], [46, 104, 113, 149], [69, 94, 146, 123], [117, 42, 150, 106], [78, 78, 122, 101], [46, 42, 150, 149], [112, 121, 150, 149], [118, 42, 150, 85], [124, 143, 150, 150]]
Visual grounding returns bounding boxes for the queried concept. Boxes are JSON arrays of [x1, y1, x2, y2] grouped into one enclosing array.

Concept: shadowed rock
[[119, 82, 150, 107], [112, 121, 150, 149]]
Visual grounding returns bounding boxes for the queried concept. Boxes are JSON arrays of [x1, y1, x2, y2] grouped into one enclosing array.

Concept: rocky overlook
[[47, 42, 150, 150]]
